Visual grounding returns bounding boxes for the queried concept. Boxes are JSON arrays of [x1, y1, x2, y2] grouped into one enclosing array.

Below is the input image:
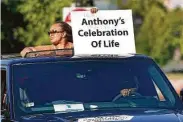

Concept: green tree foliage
[[75, 0, 94, 7], [168, 8, 183, 55], [1, 0, 25, 54], [117, 0, 183, 65], [13, 0, 73, 46]]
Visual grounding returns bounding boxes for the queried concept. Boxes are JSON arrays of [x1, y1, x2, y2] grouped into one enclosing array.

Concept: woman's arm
[[20, 45, 53, 57]]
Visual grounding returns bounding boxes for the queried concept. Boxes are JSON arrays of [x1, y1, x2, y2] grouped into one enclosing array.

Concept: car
[[1, 49, 183, 122]]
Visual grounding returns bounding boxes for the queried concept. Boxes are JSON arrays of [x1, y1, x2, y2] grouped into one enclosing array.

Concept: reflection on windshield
[[12, 58, 177, 116]]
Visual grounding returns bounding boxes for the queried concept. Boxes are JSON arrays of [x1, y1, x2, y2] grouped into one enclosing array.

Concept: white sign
[[71, 10, 136, 55], [78, 115, 134, 122], [53, 104, 84, 112]]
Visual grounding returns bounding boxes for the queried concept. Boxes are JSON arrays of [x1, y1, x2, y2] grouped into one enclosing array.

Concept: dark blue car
[[1, 49, 183, 122]]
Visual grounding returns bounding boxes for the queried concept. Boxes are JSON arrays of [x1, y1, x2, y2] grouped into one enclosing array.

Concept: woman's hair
[[56, 21, 73, 43]]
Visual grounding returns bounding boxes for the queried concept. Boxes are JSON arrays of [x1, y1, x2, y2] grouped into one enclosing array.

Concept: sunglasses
[[48, 30, 64, 35]]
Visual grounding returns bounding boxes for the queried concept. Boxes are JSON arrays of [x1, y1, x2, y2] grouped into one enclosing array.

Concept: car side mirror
[[180, 89, 183, 102]]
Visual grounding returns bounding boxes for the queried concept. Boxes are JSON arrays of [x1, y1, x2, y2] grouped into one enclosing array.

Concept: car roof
[[1, 49, 150, 66]]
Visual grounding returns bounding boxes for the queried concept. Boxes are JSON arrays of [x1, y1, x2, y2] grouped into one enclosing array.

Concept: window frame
[[1, 68, 11, 120]]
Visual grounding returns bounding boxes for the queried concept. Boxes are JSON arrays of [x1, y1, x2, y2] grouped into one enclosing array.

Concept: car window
[[148, 66, 175, 104], [1, 69, 7, 110], [153, 82, 165, 101], [12, 58, 179, 117]]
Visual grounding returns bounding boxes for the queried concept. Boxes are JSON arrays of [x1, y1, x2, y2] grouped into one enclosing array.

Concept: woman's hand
[[20, 47, 35, 57]]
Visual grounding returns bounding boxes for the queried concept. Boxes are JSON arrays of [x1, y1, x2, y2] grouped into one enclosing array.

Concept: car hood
[[20, 108, 183, 122]]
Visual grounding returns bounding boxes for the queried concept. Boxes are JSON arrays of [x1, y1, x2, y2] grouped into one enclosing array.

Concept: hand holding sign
[[71, 10, 136, 55], [63, 7, 98, 25]]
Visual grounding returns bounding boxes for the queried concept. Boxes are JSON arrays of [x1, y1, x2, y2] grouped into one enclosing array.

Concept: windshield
[[12, 57, 180, 117]]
